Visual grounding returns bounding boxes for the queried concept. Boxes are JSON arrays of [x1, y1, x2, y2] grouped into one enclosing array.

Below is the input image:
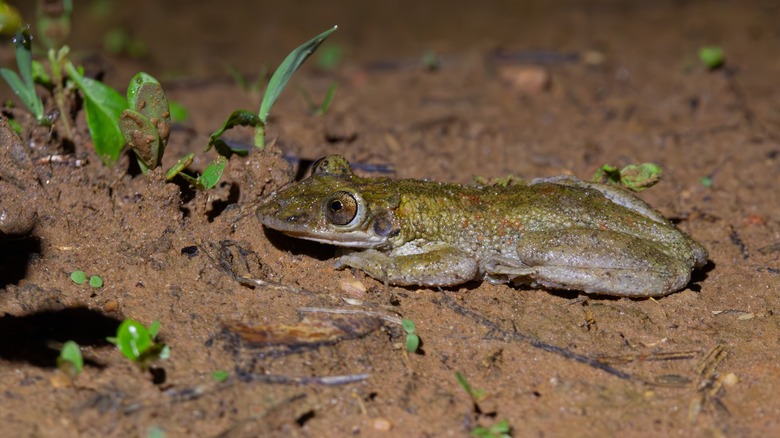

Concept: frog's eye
[[324, 191, 359, 226]]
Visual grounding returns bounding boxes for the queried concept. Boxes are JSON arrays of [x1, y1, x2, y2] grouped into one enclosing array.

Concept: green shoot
[[212, 370, 229, 382], [700, 176, 713, 188], [65, 61, 128, 165], [89, 275, 103, 288], [168, 100, 188, 123], [299, 83, 338, 116], [175, 156, 227, 190], [592, 163, 662, 191], [471, 420, 512, 438], [119, 72, 172, 172], [210, 26, 337, 151], [402, 318, 420, 353], [108, 319, 169, 368], [699, 46, 725, 70], [70, 270, 86, 284], [455, 371, 487, 402], [0, 27, 48, 125], [258, 26, 338, 125], [57, 340, 84, 378]]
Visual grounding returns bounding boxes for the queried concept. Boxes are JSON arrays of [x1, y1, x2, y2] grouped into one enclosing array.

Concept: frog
[[256, 155, 708, 297]]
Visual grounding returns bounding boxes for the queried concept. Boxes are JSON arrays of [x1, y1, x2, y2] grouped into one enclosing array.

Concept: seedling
[[70, 270, 104, 287], [119, 72, 172, 172], [0, 27, 47, 125], [70, 270, 87, 284], [592, 163, 662, 191], [402, 318, 420, 353], [89, 275, 103, 288], [455, 371, 487, 402], [212, 370, 229, 382], [471, 420, 512, 438], [209, 25, 337, 151], [107, 319, 170, 368], [298, 82, 338, 116], [66, 61, 128, 165], [699, 46, 725, 70], [57, 340, 83, 378]]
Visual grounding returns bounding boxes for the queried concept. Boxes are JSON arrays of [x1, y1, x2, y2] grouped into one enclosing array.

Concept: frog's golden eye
[[324, 191, 359, 226]]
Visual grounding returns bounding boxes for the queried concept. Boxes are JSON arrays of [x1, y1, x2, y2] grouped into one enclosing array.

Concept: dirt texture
[[1, 0, 779, 436]]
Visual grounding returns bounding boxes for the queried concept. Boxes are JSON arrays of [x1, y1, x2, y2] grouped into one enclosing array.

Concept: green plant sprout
[[119, 72, 172, 172], [70, 270, 86, 284], [471, 420, 512, 438], [211, 370, 229, 382], [89, 275, 103, 288], [298, 82, 338, 116], [699, 46, 724, 70], [592, 163, 662, 191], [208, 25, 337, 151], [57, 340, 83, 378], [107, 319, 170, 368], [402, 318, 420, 353], [0, 27, 48, 125], [455, 371, 487, 402], [65, 61, 128, 165]]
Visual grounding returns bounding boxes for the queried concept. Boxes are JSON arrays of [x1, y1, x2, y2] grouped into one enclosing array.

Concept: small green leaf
[[89, 275, 103, 288], [316, 83, 338, 116], [148, 320, 161, 339], [212, 370, 229, 382], [405, 333, 420, 353], [166, 152, 195, 181], [198, 156, 227, 189], [70, 270, 86, 284], [65, 62, 128, 165], [259, 25, 338, 124], [699, 46, 725, 70], [158, 345, 170, 360], [57, 340, 84, 376], [208, 109, 261, 151], [119, 109, 161, 171], [700, 176, 713, 188], [168, 100, 188, 122], [114, 319, 152, 361], [401, 318, 416, 334]]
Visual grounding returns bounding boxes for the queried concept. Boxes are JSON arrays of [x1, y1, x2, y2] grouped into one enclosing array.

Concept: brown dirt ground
[[1, 0, 779, 436]]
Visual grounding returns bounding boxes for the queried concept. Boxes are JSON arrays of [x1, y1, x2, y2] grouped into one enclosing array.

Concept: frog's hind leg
[[486, 229, 692, 297]]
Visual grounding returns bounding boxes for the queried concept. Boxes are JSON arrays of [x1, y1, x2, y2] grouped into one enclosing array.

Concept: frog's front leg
[[485, 229, 692, 297], [335, 242, 478, 287]]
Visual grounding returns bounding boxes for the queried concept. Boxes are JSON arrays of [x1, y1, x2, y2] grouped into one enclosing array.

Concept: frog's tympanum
[[257, 155, 708, 297]]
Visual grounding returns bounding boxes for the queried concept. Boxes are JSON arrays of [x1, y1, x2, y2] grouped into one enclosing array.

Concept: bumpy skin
[[257, 155, 708, 297]]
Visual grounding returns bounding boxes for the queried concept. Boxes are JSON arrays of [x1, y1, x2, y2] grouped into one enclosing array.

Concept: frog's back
[[389, 179, 703, 267]]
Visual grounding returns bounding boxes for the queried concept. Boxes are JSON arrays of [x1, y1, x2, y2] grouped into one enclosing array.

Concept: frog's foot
[[335, 244, 479, 287], [485, 229, 693, 297]]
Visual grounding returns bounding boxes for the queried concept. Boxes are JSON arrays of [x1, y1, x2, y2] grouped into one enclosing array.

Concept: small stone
[[498, 66, 550, 92], [339, 279, 367, 298], [372, 417, 392, 432], [103, 300, 119, 313]]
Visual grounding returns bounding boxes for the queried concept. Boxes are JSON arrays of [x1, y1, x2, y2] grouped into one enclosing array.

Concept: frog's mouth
[[258, 215, 388, 248]]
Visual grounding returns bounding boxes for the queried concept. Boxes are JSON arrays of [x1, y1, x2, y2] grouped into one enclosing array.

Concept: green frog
[[256, 155, 707, 297]]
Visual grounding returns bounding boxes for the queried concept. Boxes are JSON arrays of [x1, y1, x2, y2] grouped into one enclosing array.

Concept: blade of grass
[[258, 25, 337, 124]]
